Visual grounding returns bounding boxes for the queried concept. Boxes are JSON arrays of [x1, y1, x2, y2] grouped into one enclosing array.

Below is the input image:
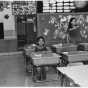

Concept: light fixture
[[74, 0, 87, 8]]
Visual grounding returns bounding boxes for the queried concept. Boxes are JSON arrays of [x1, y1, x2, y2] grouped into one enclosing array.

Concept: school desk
[[57, 65, 88, 87], [30, 52, 60, 82]]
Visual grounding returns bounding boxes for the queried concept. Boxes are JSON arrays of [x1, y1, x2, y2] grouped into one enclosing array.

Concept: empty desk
[[62, 51, 88, 63], [57, 65, 88, 87]]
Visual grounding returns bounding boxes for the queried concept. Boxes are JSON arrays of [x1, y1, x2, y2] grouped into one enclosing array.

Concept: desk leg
[[57, 71, 63, 86], [32, 66, 37, 82], [26, 56, 32, 73], [62, 75, 70, 87], [24, 55, 27, 72], [57, 70, 70, 87], [32, 66, 47, 82]]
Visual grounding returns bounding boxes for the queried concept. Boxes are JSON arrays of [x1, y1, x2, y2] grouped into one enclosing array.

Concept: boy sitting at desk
[[34, 36, 52, 81]]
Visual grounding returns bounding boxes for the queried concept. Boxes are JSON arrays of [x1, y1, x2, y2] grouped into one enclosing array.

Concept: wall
[[0, 2, 17, 52], [0, 2, 16, 40]]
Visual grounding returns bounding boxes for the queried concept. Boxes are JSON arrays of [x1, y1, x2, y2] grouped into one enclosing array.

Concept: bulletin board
[[37, 13, 88, 45], [12, 1, 36, 15]]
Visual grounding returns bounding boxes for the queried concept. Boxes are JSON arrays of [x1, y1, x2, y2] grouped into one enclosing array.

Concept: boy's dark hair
[[36, 36, 45, 45]]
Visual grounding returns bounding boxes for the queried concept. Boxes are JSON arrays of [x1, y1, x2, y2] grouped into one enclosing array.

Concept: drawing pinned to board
[[55, 22, 60, 29], [60, 16, 67, 23], [43, 28, 50, 36], [86, 15, 88, 22], [67, 15, 72, 21], [49, 16, 56, 24], [77, 15, 85, 25], [53, 29, 59, 39]]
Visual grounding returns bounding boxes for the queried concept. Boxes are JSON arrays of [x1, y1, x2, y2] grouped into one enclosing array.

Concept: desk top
[[63, 51, 88, 55], [62, 51, 88, 62], [52, 44, 77, 52], [30, 52, 60, 66], [31, 52, 60, 59], [52, 44, 77, 48], [57, 65, 88, 87]]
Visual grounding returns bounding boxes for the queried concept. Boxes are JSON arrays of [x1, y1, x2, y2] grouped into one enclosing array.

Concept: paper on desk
[[34, 54, 42, 57], [53, 44, 62, 48], [33, 54, 42, 59], [57, 65, 88, 87], [63, 52, 69, 55]]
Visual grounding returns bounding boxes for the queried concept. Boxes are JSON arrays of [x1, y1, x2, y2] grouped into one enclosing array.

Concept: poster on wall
[[37, 13, 88, 45], [12, 1, 36, 15]]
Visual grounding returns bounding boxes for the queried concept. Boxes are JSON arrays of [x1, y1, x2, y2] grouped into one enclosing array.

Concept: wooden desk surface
[[30, 52, 60, 66], [64, 51, 88, 55], [52, 44, 77, 48], [31, 52, 58, 58], [52, 44, 77, 52], [57, 65, 88, 87], [62, 51, 88, 62]]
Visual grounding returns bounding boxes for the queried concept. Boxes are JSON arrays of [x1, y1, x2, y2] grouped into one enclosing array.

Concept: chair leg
[[57, 71, 63, 86]]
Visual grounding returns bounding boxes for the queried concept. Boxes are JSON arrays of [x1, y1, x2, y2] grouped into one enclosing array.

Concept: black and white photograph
[[0, 0, 88, 87]]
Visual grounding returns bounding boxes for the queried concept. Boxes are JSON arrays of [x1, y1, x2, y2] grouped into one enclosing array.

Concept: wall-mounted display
[[37, 13, 88, 45], [12, 1, 36, 15]]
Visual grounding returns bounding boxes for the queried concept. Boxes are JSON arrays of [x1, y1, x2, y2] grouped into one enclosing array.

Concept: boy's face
[[38, 38, 44, 46]]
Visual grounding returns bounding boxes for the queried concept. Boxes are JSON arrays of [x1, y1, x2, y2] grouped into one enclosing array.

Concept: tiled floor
[[25, 72, 61, 87], [0, 53, 25, 86], [0, 52, 61, 87]]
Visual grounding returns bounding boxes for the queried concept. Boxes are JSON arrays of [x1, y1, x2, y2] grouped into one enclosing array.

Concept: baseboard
[[0, 39, 17, 52], [0, 51, 23, 56]]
